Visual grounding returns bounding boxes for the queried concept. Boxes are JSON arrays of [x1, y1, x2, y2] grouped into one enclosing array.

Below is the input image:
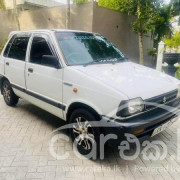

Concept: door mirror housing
[[41, 55, 61, 69]]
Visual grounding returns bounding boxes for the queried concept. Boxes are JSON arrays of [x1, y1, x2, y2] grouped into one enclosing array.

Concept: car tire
[[2, 80, 19, 106], [69, 108, 101, 159]]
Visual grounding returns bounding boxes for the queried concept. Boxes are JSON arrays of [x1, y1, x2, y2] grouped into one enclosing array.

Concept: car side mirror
[[41, 55, 61, 69]]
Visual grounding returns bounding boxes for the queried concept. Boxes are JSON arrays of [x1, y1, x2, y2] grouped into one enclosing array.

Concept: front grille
[[145, 89, 178, 110]]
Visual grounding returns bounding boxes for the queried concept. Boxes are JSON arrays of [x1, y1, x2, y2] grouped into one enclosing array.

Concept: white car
[[0, 30, 180, 156]]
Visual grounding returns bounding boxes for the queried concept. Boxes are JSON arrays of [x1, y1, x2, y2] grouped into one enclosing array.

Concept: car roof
[[9, 29, 94, 38]]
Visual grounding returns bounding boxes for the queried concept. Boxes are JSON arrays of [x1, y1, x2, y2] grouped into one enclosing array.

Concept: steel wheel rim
[[3, 84, 11, 102], [73, 117, 95, 150]]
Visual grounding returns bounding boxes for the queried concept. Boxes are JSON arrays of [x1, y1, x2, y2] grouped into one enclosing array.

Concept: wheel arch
[[66, 102, 102, 123]]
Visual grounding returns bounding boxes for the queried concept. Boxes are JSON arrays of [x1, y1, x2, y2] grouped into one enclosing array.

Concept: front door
[[25, 33, 64, 119]]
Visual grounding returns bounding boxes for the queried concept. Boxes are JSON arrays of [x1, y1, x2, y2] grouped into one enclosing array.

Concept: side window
[[3, 35, 16, 57], [8, 36, 30, 61], [30, 36, 53, 65]]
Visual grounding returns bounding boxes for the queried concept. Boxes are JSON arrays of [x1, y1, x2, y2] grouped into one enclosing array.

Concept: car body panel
[[63, 66, 128, 119], [70, 62, 179, 100]]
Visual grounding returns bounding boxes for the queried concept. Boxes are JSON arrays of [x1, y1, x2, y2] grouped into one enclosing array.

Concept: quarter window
[[30, 36, 53, 65], [8, 36, 30, 61]]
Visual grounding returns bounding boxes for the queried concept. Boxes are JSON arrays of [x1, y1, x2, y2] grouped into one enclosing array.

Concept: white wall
[[5, 0, 62, 9], [26, 0, 63, 7], [5, 0, 25, 9]]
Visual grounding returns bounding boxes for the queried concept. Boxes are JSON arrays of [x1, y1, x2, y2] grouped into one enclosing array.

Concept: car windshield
[[56, 32, 128, 66]]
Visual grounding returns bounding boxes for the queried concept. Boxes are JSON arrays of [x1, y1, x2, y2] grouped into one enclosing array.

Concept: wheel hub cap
[[73, 117, 95, 150], [3, 84, 10, 102]]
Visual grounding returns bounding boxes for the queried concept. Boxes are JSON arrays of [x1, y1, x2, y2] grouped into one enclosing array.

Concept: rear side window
[[8, 36, 30, 61], [3, 35, 16, 57], [30, 36, 53, 65]]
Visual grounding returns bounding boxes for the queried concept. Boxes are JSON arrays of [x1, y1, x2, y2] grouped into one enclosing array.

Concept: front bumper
[[102, 97, 180, 147]]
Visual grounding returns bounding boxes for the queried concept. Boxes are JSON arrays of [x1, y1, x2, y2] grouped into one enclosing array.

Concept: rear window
[[3, 35, 16, 57], [8, 36, 30, 61]]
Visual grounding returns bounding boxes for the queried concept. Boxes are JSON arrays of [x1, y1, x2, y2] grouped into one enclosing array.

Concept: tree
[[171, 0, 180, 16], [0, 0, 6, 10], [153, 5, 173, 48], [153, 0, 180, 48], [98, 0, 161, 65]]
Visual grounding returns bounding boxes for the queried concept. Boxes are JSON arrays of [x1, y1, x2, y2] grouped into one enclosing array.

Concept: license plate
[[151, 117, 178, 137]]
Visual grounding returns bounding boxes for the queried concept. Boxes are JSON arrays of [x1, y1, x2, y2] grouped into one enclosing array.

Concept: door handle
[[28, 68, 33, 73], [6, 62, 9, 66]]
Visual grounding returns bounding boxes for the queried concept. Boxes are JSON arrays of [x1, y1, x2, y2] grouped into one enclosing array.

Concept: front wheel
[[69, 109, 101, 159], [2, 80, 19, 106]]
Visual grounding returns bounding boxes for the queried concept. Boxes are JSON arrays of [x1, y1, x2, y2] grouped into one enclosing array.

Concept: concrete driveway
[[0, 96, 180, 180]]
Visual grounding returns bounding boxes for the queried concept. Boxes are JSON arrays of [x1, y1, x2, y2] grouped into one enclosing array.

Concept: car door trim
[[11, 83, 66, 111]]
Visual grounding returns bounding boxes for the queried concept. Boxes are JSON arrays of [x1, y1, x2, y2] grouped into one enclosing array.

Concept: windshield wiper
[[110, 57, 128, 64], [83, 60, 99, 67], [83, 57, 128, 67], [118, 57, 128, 61]]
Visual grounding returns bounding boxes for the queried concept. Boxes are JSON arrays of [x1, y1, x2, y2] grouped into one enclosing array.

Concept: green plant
[[147, 48, 157, 56], [153, 0, 180, 48], [153, 5, 173, 49], [0, 38, 8, 52], [0, 0, 6, 10], [171, 0, 180, 17], [73, 0, 88, 3], [0, 45, 3, 51], [175, 64, 180, 79], [163, 31, 180, 50]]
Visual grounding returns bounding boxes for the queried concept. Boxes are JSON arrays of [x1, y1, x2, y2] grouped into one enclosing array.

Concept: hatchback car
[[0, 30, 180, 156]]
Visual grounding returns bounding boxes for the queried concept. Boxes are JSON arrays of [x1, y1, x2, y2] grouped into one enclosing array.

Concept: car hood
[[71, 62, 180, 100]]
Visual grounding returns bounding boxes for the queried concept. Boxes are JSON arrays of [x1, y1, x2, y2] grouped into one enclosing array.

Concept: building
[[0, 2, 153, 66], [5, 0, 63, 10]]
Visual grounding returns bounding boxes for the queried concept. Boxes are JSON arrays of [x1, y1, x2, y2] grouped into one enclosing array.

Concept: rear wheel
[[2, 80, 19, 106], [69, 109, 101, 159]]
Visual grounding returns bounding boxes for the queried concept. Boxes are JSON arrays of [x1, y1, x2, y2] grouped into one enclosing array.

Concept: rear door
[[4, 34, 30, 89]]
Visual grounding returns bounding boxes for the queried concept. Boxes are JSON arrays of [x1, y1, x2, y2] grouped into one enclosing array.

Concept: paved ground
[[0, 96, 180, 180]]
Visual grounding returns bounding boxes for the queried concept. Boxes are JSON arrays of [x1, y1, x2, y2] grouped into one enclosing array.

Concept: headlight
[[117, 98, 145, 117]]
